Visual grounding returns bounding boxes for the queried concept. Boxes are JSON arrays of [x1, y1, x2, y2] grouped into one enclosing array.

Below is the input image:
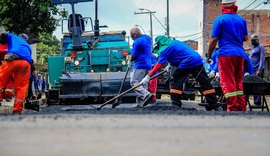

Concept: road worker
[[140, 35, 221, 111], [249, 34, 266, 106], [207, 0, 249, 111], [129, 26, 153, 107], [0, 33, 33, 113], [0, 43, 14, 102]]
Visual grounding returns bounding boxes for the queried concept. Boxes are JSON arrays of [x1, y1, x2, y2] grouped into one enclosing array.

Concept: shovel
[[112, 67, 130, 108], [97, 70, 166, 110]]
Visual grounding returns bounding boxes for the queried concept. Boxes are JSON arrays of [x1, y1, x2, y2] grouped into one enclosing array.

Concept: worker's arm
[[140, 63, 163, 85], [207, 37, 218, 59], [244, 35, 248, 42], [148, 63, 163, 77]]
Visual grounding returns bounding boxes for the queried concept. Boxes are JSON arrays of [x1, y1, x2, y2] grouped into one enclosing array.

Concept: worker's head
[[130, 26, 142, 41], [221, 0, 237, 5], [19, 33, 29, 41], [250, 34, 259, 46], [153, 35, 173, 55]]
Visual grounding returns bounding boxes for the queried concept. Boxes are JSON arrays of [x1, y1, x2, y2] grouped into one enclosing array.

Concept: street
[[0, 99, 270, 156]]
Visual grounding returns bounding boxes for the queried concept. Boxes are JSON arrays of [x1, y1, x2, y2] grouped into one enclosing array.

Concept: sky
[[53, 0, 270, 41]]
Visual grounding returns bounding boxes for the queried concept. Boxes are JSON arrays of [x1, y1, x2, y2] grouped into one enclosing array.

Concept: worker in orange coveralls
[[0, 43, 14, 102], [0, 33, 33, 113]]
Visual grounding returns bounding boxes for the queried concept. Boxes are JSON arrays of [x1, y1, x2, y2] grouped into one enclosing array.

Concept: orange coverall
[[0, 44, 14, 100], [0, 60, 30, 112]]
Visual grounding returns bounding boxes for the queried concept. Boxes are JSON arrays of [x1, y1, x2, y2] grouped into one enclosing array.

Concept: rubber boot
[[171, 93, 182, 108]]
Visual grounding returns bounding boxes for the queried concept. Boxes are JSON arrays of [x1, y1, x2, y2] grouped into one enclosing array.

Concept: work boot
[[142, 93, 153, 107], [171, 93, 182, 108], [205, 103, 223, 111], [5, 97, 11, 102]]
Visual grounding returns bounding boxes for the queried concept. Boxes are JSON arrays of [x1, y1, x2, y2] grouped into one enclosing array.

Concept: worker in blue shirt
[[140, 35, 220, 111], [207, 0, 249, 112], [128, 26, 153, 107], [249, 34, 266, 106], [0, 33, 33, 113]]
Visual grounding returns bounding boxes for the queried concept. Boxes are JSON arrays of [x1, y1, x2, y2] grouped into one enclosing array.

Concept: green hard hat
[[153, 35, 173, 55]]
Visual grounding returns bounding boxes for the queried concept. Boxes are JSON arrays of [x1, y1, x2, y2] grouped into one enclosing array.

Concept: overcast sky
[[53, 0, 269, 41]]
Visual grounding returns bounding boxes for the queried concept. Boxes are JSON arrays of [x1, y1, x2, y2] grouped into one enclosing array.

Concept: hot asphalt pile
[[16, 99, 269, 117]]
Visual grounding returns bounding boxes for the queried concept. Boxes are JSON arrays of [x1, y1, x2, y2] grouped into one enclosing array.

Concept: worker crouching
[[0, 33, 33, 113], [140, 35, 221, 111]]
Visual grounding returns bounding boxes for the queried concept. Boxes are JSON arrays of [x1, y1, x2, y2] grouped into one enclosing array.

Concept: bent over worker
[[207, 0, 248, 111], [0, 33, 33, 113], [140, 35, 220, 111]]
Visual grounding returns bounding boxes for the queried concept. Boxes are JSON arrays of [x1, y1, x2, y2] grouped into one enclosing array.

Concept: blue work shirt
[[212, 14, 248, 57], [7, 33, 33, 64], [249, 44, 265, 72], [158, 40, 202, 69], [132, 34, 152, 70]]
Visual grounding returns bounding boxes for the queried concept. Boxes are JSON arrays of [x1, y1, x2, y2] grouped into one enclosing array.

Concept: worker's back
[[212, 14, 248, 57]]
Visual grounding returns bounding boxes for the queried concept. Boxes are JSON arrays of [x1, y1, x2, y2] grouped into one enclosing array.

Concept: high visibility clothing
[[3, 77, 14, 99], [0, 60, 30, 112], [219, 56, 246, 111]]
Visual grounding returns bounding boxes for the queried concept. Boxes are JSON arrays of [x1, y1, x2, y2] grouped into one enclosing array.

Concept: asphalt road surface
[[0, 99, 269, 156]]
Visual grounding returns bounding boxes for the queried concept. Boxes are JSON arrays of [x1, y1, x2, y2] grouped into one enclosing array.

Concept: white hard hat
[[221, 0, 237, 4]]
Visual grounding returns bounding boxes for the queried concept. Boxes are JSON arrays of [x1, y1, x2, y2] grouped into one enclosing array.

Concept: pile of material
[[243, 75, 270, 95], [243, 75, 268, 83]]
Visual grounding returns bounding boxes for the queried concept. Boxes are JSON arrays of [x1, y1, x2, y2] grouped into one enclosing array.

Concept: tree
[[0, 0, 63, 35], [37, 33, 61, 65]]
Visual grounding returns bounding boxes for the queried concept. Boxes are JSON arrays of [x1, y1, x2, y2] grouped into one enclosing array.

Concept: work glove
[[205, 53, 212, 63], [164, 63, 171, 72], [215, 72, 220, 79], [208, 70, 215, 78], [127, 60, 132, 68], [140, 75, 150, 85], [244, 72, 249, 76]]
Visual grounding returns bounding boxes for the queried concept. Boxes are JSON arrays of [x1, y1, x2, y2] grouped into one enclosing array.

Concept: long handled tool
[[97, 70, 166, 110], [112, 67, 130, 108]]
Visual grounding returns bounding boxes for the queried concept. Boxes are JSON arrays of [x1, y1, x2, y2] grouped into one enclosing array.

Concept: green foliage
[[37, 33, 61, 65], [0, 0, 64, 35]]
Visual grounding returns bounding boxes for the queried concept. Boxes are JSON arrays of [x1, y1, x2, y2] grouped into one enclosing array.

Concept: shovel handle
[[97, 70, 166, 110]]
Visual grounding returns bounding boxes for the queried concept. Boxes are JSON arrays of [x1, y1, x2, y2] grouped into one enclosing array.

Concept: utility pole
[[166, 0, 170, 37], [134, 8, 156, 43]]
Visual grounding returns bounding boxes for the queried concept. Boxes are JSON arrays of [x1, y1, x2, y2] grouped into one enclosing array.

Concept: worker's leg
[[130, 68, 150, 106], [148, 77, 157, 103], [192, 65, 218, 107], [0, 61, 14, 102], [13, 60, 30, 113], [235, 57, 246, 111], [4, 77, 14, 101], [253, 70, 263, 105], [170, 68, 188, 107], [219, 56, 238, 111]]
